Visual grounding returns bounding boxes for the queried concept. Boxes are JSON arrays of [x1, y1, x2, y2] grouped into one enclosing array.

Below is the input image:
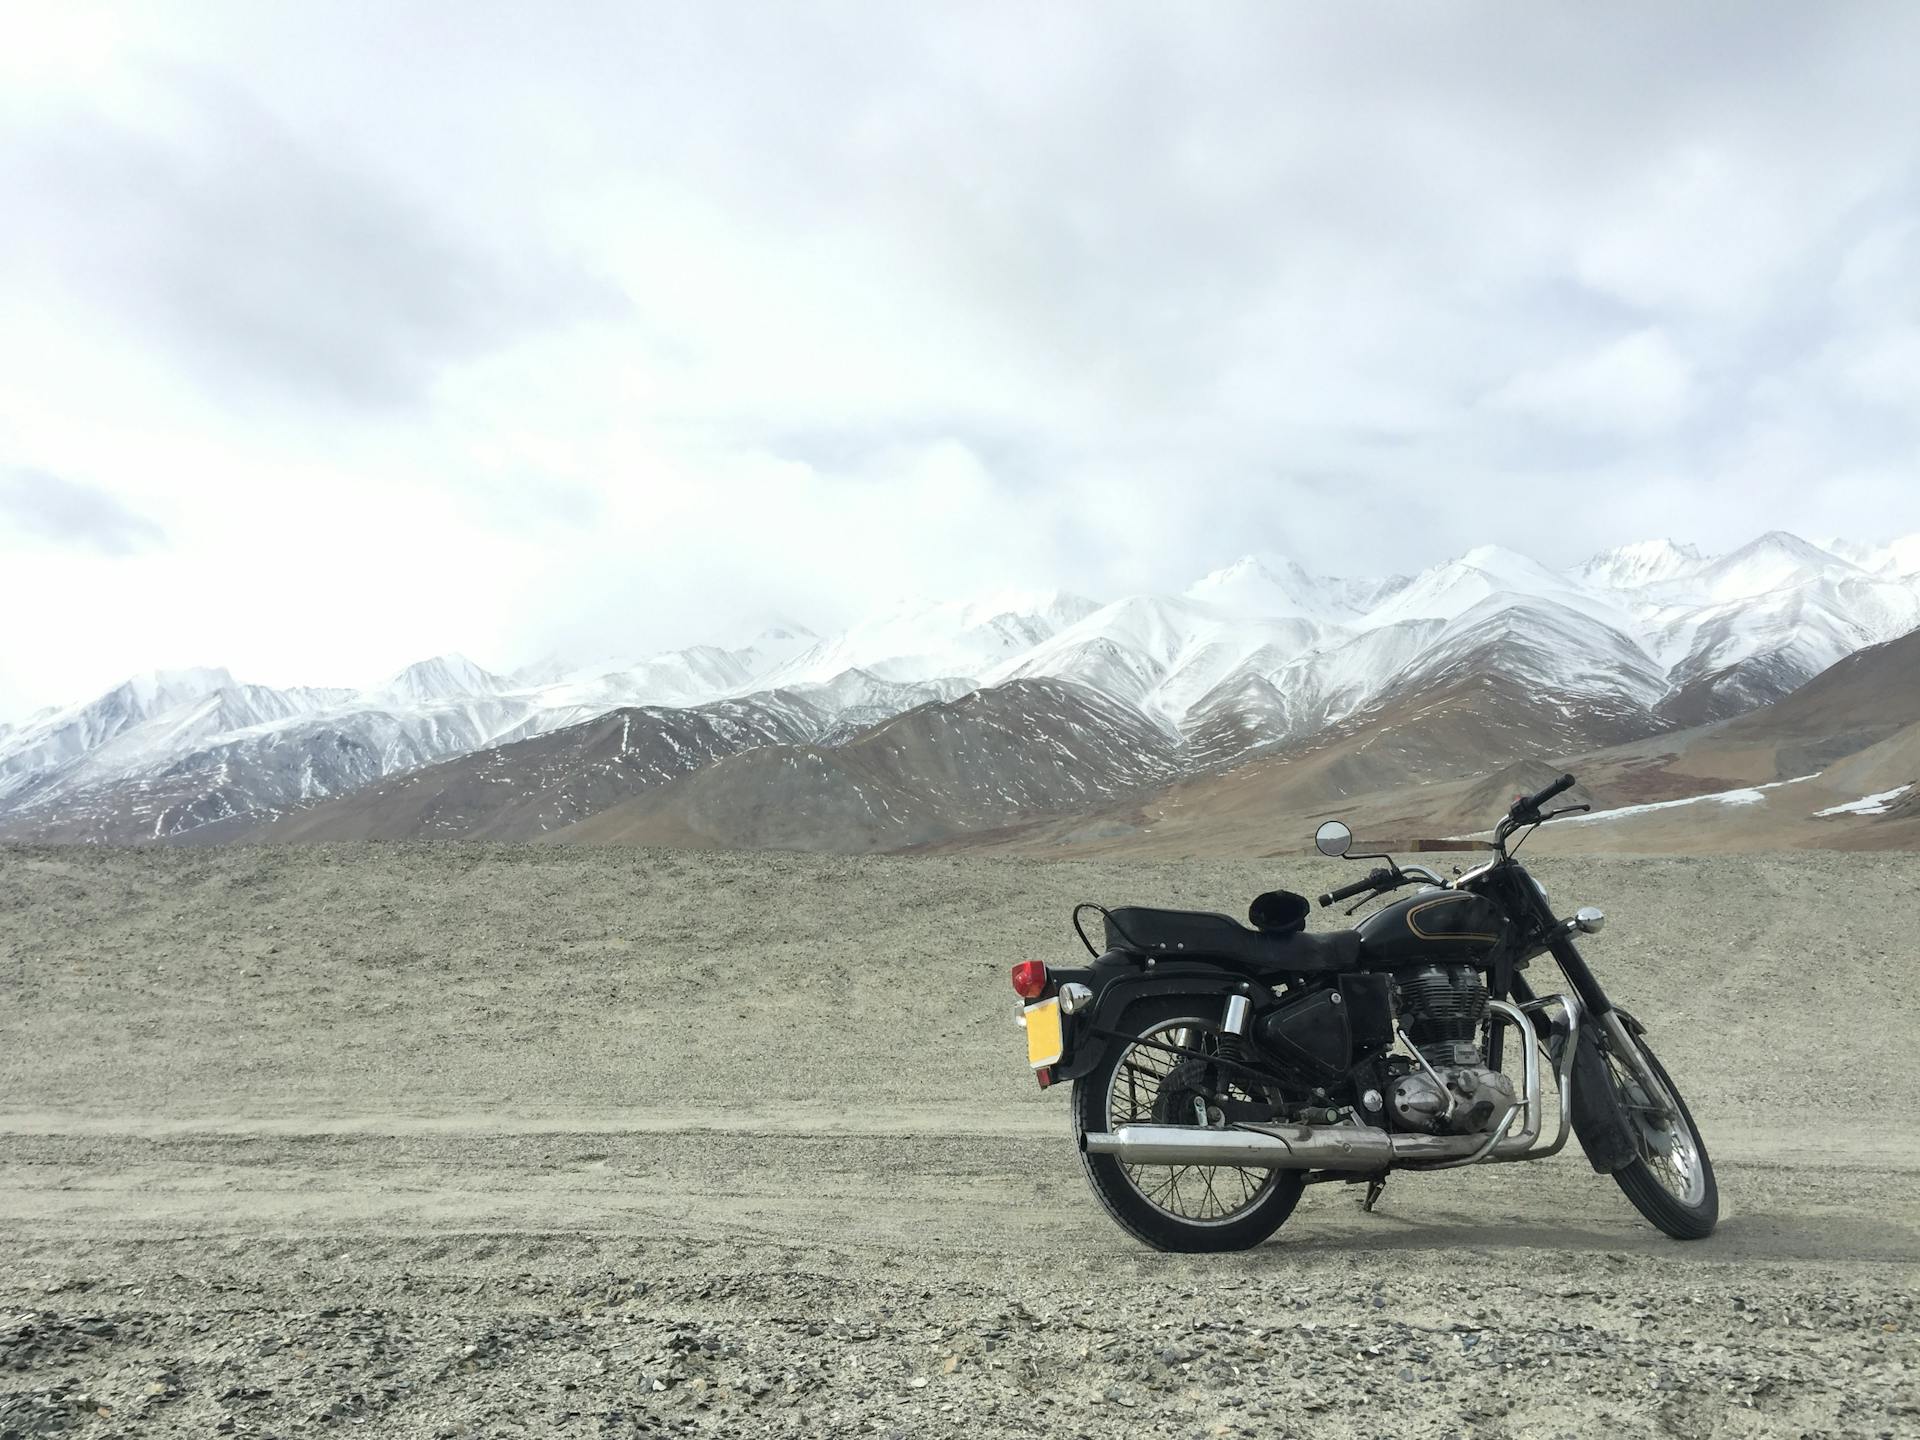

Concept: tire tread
[[1607, 1035, 1719, 1240]]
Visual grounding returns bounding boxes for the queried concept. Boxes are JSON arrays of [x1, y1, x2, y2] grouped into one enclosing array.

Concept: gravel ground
[[2, 844, 1916, 1439]]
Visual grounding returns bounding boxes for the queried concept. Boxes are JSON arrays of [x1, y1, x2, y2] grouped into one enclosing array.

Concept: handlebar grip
[[1318, 869, 1388, 907], [1516, 772, 1577, 815]]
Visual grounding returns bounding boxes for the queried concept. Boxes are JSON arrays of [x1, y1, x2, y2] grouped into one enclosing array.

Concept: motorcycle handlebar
[[1318, 868, 1391, 908]]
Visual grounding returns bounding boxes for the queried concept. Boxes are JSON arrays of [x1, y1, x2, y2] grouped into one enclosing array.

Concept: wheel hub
[[1152, 1059, 1227, 1129]]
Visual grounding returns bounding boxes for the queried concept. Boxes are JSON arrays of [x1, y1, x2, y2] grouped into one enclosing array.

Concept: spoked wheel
[[1602, 1026, 1718, 1239], [1071, 997, 1304, 1252]]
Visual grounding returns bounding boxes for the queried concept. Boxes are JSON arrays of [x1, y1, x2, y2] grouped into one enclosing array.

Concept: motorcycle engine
[[1387, 965, 1516, 1136]]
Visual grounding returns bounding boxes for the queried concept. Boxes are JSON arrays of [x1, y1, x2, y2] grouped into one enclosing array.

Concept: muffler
[[1083, 997, 1575, 1173], [1083, 1119, 1399, 1170]]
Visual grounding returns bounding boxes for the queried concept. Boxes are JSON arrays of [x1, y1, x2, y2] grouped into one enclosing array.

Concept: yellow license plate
[[1024, 998, 1064, 1068]]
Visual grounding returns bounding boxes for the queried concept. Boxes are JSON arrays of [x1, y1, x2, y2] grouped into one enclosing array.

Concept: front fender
[[1051, 958, 1272, 1083], [1569, 1021, 1638, 1174]]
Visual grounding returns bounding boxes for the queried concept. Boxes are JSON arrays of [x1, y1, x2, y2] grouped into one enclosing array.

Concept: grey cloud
[[4, 74, 625, 411], [498, 1, 1918, 574], [0, 468, 166, 554]]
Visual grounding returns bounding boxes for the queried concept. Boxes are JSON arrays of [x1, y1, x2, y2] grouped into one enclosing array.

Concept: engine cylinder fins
[[1395, 964, 1490, 1068]]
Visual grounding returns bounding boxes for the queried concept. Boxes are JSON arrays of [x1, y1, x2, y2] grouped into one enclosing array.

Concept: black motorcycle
[[1010, 773, 1718, 1251]]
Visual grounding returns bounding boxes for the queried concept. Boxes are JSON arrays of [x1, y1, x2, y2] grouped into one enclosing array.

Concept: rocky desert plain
[[2, 842, 1915, 1440]]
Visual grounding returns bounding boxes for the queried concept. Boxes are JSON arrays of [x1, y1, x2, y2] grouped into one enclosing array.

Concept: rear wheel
[[1071, 996, 1305, 1252], [1603, 1027, 1718, 1239]]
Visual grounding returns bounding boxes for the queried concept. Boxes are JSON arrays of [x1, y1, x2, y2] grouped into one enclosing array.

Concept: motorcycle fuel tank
[[1355, 888, 1509, 965]]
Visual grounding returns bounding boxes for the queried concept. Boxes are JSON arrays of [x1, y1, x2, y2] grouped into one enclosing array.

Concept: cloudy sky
[[2, 1, 1916, 718]]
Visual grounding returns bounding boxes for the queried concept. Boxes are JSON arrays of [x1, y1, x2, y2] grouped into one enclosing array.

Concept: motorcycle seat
[[1102, 906, 1364, 975]]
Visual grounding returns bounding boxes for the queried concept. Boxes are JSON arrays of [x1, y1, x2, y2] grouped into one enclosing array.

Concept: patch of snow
[[1813, 784, 1913, 817], [1557, 775, 1816, 824]]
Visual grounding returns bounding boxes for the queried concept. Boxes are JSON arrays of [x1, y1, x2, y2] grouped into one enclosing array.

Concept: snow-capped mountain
[[1570, 539, 1706, 592], [1394, 595, 1669, 711], [555, 678, 1187, 853], [759, 592, 1098, 689], [1573, 531, 1920, 725], [783, 670, 975, 744], [1825, 534, 1920, 580], [1362, 544, 1636, 633], [515, 625, 820, 707], [1679, 531, 1873, 607], [0, 667, 243, 803], [4, 529, 1918, 845], [262, 694, 833, 843], [1650, 578, 1920, 723], [985, 595, 1341, 728], [366, 653, 511, 707], [536, 647, 753, 713], [1185, 555, 1407, 623], [728, 623, 820, 679]]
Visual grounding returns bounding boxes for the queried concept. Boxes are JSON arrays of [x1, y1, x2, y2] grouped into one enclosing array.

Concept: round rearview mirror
[[1314, 820, 1353, 858]]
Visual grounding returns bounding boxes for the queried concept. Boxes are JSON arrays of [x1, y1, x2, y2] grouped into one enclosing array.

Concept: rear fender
[[1052, 958, 1272, 1083]]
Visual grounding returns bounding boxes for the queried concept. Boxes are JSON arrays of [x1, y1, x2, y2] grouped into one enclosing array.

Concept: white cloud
[[1486, 328, 1697, 435], [1833, 329, 1920, 409]]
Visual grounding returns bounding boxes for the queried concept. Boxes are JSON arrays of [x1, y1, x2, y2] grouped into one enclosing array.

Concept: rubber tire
[[1606, 1030, 1719, 1240], [1071, 995, 1306, 1252]]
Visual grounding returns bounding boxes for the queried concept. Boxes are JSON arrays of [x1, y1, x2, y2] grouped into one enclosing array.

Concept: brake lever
[[1541, 804, 1592, 819]]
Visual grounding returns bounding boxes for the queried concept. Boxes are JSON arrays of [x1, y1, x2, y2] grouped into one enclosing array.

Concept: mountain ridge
[[4, 529, 1917, 846]]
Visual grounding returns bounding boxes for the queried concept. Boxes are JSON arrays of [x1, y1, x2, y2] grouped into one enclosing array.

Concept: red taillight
[[1010, 960, 1049, 999]]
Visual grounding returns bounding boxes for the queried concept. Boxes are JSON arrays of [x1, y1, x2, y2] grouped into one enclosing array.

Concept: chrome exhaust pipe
[[1080, 1118, 1523, 1170], [1085, 1119, 1404, 1170], [1082, 996, 1580, 1173]]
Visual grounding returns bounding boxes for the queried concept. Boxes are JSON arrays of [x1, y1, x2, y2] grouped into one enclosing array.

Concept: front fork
[[1539, 934, 1666, 1096]]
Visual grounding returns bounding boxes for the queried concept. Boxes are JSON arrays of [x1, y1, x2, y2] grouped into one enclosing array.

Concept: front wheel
[[1071, 996, 1305, 1252], [1602, 1026, 1718, 1240]]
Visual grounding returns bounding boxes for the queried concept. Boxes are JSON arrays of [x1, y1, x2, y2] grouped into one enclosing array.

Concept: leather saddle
[[1102, 895, 1363, 975]]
